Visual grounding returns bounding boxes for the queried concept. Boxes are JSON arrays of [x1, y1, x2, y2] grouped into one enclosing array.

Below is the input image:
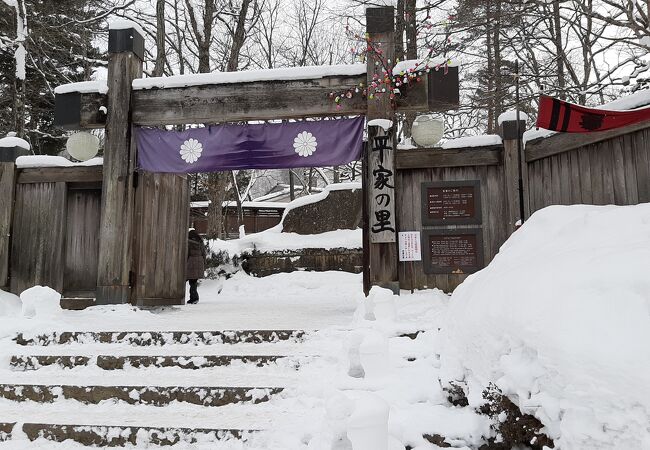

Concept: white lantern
[[66, 132, 100, 161], [411, 114, 444, 147]]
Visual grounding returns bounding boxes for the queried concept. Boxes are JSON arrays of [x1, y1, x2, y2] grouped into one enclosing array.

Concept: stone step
[[15, 329, 306, 346], [0, 422, 251, 447], [12, 354, 290, 370], [0, 384, 284, 407]]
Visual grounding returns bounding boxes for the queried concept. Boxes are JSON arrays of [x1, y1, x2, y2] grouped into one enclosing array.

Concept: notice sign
[[421, 180, 482, 226], [423, 229, 484, 274], [398, 232, 422, 261]]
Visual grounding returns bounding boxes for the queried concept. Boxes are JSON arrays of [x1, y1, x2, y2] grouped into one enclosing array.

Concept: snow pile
[[497, 109, 529, 125], [0, 290, 21, 318], [15, 155, 103, 168], [441, 134, 502, 149], [20, 286, 62, 319], [0, 135, 30, 150], [54, 80, 108, 95], [440, 204, 650, 449]]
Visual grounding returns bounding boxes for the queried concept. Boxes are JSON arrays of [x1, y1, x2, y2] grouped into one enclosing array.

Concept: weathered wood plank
[[10, 182, 67, 294], [525, 119, 650, 162], [133, 173, 189, 306], [601, 141, 615, 204], [502, 137, 521, 231], [17, 167, 103, 184], [0, 163, 16, 288], [610, 137, 627, 205], [634, 129, 650, 202], [622, 133, 639, 204], [568, 149, 582, 204], [589, 142, 605, 205], [64, 189, 101, 292], [396, 146, 502, 170]]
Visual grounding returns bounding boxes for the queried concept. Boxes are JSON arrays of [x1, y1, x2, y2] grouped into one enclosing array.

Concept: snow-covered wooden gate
[[52, 6, 458, 305]]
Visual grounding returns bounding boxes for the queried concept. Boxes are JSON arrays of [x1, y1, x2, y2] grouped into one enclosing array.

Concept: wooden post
[[364, 6, 399, 294], [0, 163, 16, 289], [96, 25, 144, 305], [501, 119, 526, 231]]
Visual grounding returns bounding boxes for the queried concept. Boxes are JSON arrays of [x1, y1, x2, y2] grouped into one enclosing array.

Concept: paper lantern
[[66, 132, 99, 161], [411, 114, 444, 147]]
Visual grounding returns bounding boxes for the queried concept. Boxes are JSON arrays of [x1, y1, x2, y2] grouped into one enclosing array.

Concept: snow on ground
[[440, 203, 650, 450], [2, 203, 648, 448]]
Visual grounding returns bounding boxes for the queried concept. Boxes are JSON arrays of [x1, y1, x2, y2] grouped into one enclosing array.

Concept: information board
[[422, 229, 484, 274], [421, 180, 482, 225], [398, 231, 422, 261]]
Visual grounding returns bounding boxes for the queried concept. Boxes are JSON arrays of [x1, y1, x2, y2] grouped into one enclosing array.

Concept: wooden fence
[[396, 119, 650, 292]]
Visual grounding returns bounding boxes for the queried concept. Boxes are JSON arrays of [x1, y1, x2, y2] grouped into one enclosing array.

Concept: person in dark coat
[[186, 229, 206, 304]]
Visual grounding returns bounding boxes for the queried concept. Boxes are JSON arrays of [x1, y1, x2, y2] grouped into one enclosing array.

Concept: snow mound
[[440, 203, 650, 449], [0, 290, 21, 317], [20, 286, 62, 318]]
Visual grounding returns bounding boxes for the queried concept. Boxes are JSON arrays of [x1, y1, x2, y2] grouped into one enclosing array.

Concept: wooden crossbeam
[[56, 68, 459, 129]]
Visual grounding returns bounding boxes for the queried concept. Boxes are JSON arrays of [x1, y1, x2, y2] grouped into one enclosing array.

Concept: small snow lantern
[[66, 132, 99, 161], [411, 114, 444, 147]]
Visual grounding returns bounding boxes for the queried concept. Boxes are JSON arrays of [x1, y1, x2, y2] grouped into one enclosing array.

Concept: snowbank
[[440, 204, 650, 449], [0, 290, 21, 318]]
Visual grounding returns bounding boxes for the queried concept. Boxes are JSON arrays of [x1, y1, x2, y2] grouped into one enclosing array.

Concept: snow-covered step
[[12, 354, 294, 370], [0, 365, 301, 387], [2, 422, 249, 447], [0, 384, 284, 407], [15, 329, 306, 346]]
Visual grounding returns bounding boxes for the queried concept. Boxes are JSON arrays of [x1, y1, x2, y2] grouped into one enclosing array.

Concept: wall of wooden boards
[[133, 172, 190, 306], [10, 182, 68, 294], [396, 162, 509, 293], [526, 127, 650, 212]]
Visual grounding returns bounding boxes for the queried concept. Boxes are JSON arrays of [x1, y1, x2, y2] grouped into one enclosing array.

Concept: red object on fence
[[536, 95, 650, 133]]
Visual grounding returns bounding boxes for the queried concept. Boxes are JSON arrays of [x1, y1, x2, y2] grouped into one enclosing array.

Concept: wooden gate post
[[501, 118, 527, 231], [364, 6, 399, 295], [96, 24, 144, 304]]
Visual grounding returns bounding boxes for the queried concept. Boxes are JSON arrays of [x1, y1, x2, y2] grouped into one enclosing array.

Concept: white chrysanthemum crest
[[293, 131, 317, 157], [180, 138, 203, 164]]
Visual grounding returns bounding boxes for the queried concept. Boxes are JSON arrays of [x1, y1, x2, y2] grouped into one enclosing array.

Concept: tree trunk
[[395, 0, 405, 62], [405, 0, 417, 59], [493, 0, 503, 132], [153, 0, 166, 77], [552, 0, 566, 99], [227, 0, 252, 72], [486, 0, 494, 134]]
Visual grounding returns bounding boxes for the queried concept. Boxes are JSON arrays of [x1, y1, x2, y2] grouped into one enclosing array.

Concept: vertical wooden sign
[[363, 6, 399, 294], [368, 123, 396, 243]]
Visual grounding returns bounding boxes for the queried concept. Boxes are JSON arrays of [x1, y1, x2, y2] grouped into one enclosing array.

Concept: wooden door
[[63, 188, 101, 295], [133, 172, 190, 306]]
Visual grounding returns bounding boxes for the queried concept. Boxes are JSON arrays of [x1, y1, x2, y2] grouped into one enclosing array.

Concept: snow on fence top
[[54, 80, 108, 95], [0, 136, 30, 150], [108, 19, 145, 38], [441, 134, 502, 149], [392, 57, 459, 76], [190, 200, 289, 209], [15, 155, 103, 168], [132, 64, 367, 90], [497, 110, 529, 126]]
